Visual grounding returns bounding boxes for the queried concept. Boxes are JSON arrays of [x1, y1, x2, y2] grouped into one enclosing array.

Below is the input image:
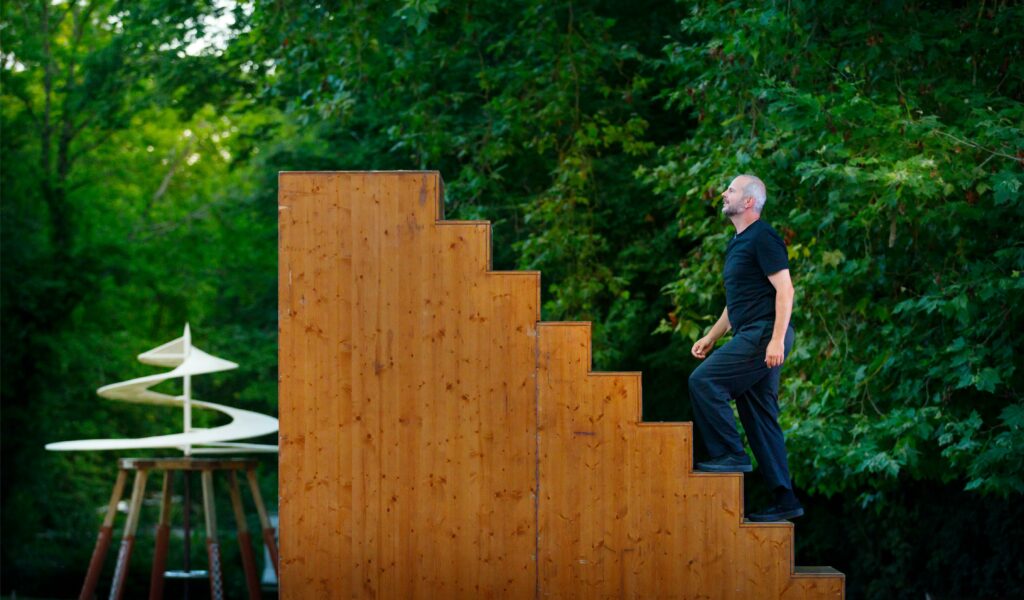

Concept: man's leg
[[688, 360, 745, 460], [735, 325, 795, 492], [688, 325, 775, 463], [736, 390, 791, 491], [736, 326, 804, 521], [735, 381, 793, 492]]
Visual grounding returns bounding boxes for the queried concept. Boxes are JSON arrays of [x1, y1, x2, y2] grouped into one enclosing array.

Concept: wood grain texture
[[280, 172, 538, 599], [278, 171, 843, 599]]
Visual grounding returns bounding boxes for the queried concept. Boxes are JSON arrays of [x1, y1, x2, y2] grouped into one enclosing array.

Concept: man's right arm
[[691, 308, 730, 359]]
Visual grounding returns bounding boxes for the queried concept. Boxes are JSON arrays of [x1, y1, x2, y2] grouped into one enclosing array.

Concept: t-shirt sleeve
[[755, 229, 789, 276]]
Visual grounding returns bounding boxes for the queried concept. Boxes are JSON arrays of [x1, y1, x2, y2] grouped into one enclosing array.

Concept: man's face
[[721, 177, 750, 216]]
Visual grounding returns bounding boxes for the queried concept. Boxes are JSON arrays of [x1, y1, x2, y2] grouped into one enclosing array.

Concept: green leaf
[[1001, 404, 1024, 429], [976, 368, 1002, 393], [992, 171, 1021, 205]]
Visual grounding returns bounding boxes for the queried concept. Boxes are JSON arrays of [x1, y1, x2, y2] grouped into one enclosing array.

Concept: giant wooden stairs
[[278, 171, 844, 598]]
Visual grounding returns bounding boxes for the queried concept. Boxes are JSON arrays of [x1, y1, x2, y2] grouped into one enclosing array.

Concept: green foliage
[[2, 1, 280, 594], [644, 0, 1024, 501]]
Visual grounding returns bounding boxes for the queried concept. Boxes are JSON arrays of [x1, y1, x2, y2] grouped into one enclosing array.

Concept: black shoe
[[748, 503, 804, 522], [696, 454, 753, 473]]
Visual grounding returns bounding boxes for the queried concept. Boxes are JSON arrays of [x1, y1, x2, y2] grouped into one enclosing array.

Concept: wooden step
[[784, 567, 845, 599], [795, 566, 844, 576]]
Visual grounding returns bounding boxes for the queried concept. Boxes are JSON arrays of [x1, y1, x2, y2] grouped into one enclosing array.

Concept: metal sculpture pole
[[183, 324, 193, 457]]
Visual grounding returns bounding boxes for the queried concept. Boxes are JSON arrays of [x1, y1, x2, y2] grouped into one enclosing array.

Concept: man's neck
[[730, 212, 761, 235]]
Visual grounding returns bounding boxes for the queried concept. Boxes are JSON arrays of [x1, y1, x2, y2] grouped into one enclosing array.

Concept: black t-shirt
[[723, 220, 789, 331]]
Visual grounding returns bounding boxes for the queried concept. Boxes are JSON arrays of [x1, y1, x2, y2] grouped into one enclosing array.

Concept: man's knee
[[689, 365, 713, 399]]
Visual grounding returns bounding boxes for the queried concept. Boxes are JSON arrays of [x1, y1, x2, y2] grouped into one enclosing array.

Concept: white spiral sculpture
[[46, 324, 278, 455]]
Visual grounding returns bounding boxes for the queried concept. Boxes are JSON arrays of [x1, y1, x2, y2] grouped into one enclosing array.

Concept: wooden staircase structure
[[278, 171, 844, 599]]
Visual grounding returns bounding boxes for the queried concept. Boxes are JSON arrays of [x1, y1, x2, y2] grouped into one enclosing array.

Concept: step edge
[[635, 421, 691, 427], [739, 520, 794, 529], [538, 321, 592, 327], [487, 270, 541, 276], [436, 219, 491, 226], [792, 566, 845, 578], [278, 169, 441, 175], [689, 471, 745, 478]]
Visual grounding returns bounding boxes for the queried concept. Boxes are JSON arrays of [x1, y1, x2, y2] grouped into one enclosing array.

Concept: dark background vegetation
[[2, 1, 1022, 598]]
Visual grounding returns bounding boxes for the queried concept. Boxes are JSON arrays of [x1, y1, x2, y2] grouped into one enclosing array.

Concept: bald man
[[688, 174, 803, 522]]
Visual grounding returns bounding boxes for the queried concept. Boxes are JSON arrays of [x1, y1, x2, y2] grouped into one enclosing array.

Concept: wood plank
[[321, 173, 344, 595], [394, 173, 430, 597], [537, 322, 592, 596], [118, 458, 258, 471], [300, 174, 319, 595], [277, 174, 301, 598], [352, 171, 382, 598], [307, 173, 328, 596], [418, 182, 445, 594], [461, 227, 483, 597], [332, 173, 349, 590], [378, 173, 402, 598]]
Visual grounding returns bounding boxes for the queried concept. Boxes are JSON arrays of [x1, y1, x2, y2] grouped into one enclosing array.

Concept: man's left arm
[[765, 269, 794, 368]]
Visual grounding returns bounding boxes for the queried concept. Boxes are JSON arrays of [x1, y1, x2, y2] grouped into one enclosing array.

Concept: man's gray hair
[[740, 174, 767, 213]]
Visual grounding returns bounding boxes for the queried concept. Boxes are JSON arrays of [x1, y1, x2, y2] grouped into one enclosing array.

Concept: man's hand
[[765, 338, 785, 368], [691, 335, 717, 360]]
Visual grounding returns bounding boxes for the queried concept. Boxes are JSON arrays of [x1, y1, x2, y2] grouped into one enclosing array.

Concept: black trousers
[[688, 320, 795, 491]]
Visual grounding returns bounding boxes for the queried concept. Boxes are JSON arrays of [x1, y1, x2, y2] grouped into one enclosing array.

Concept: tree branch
[[931, 129, 1019, 163], [58, 0, 101, 177], [68, 130, 117, 164], [10, 88, 41, 127], [142, 138, 194, 223]]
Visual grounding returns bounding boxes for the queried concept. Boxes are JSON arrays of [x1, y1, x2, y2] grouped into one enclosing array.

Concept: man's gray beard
[[722, 205, 741, 216]]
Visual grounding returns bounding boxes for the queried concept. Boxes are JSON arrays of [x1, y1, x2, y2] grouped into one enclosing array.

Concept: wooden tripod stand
[[79, 457, 279, 600]]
